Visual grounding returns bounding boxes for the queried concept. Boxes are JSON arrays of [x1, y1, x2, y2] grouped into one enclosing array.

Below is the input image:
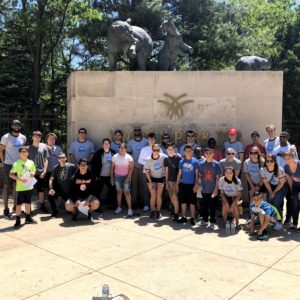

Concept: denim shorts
[[114, 175, 130, 191]]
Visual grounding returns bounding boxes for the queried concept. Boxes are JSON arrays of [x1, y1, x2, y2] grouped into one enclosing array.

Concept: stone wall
[[67, 71, 283, 148]]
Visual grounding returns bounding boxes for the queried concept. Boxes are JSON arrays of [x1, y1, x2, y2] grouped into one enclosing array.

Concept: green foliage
[[0, 0, 300, 136]]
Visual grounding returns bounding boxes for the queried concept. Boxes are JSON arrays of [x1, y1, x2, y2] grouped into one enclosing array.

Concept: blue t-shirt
[[199, 160, 222, 193], [178, 158, 200, 184], [250, 201, 277, 219], [284, 160, 300, 188]]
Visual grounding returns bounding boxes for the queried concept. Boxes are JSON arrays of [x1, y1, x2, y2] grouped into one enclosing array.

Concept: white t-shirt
[[0, 133, 26, 165], [112, 153, 133, 176]]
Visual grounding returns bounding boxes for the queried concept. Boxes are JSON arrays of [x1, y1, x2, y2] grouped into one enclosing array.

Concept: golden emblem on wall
[[157, 93, 194, 120]]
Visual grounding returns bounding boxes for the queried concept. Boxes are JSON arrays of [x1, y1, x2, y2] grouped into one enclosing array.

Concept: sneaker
[[149, 211, 155, 219], [283, 218, 291, 226], [143, 205, 150, 212], [39, 203, 49, 213], [14, 218, 21, 229], [51, 209, 59, 218], [190, 217, 196, 226], [173, 214, 179, 222], [273, 222, 283, 231], [114, 207, 122, 214], [257, 234, 269, 240], [290, 225, 299, 232], [4, 208, 11, 217], [25, 215, 37, 224], [197, 220, 208, 226], [127, 208, 133, 217], [177, 216, 188, 223], [208, 223, 217, 230]]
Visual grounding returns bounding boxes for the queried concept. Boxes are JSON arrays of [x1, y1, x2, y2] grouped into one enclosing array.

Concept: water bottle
[[102, 284, 109, 299], [225, 221, 230, 234], [230, 222, 236, 234]]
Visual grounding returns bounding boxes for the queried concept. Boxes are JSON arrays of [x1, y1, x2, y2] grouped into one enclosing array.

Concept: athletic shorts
[[114, 175, 130, 191], [150, 177, 165, 184], [4, 164, 14, 186], [179, 183, 196, 205], [67, 196, 99, 204], [16, 190, 33, 205]]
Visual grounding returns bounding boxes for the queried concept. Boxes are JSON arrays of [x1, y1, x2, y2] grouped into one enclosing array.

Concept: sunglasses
[[227, 153, 235, 155], [58, 157, 66, 160], [279, 136, 287, 138], [266, 160, 274, 163], [152, 149, 160, 152], [134, 129, 141, 132], [250, 152, 258, 155]]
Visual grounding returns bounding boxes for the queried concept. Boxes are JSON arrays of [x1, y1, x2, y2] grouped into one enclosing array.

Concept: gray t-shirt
[[29, 144, 49, 175], [69, 139, 95, 163], [145, 154, 167, 178], [243, 159, 261, 185], [0, 133, 26, 165], [223, 141, 244, 159], [218, 176, 243, 197], [100, 152, 113, 177], [51, 163, 76, 194], [219, 157, 241, 174], [47, 145, 63, 172], [260, 166, 286, 186], [127, 137, 148, 165]]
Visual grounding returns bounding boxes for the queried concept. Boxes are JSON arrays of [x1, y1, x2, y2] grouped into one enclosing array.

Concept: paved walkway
[[0, 199, 299, 300]]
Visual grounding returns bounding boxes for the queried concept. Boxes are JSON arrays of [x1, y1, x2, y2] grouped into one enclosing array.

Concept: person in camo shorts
[[0, 119, 26, 216]]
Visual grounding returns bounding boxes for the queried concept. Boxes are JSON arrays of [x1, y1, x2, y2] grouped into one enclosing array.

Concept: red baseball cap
[[229, 128, 237, 135]]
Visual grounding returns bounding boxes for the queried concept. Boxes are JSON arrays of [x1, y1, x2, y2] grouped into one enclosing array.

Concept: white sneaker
[[143, 205, 150, 212], [208, 223, 217, 230], [114, 207, 122, 214], [197, 220, 208, 226], [273, 222, 283, 231], [127, 209, 133, 217]]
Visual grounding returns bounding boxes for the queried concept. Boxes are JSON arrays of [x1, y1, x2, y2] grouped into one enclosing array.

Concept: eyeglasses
[[227, 153, 235, 155], [250, 152, 259, 155], [58, 157, 66, 160], [153, 149, 160, 152], [266, 160, 274, 163]]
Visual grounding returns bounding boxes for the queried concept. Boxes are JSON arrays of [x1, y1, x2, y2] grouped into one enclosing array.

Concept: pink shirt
[[112, 153, 133, 176]]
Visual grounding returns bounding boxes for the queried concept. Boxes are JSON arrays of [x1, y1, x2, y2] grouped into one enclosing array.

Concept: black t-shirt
[[69, 171, 97, 201], [164, 155, 181, 182], [51, 163, 76, 194]]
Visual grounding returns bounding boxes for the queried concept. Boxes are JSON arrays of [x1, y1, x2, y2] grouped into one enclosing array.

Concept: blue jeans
[[291, 184, 300, 226], [266, 184, 287, 218]]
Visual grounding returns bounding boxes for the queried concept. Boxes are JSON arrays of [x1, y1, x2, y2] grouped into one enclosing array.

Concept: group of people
[[1, 120, 300, 240]]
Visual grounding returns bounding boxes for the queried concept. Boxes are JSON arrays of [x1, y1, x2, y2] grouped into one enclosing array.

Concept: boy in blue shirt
[[176, 145, 200, 225], [250, 191, 281, 240]]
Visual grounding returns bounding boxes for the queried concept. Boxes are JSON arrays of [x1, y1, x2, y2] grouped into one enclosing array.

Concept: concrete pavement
[[0, 199, 299, 300]]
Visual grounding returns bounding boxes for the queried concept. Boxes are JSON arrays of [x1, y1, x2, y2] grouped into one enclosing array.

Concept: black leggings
[[202, 193, 218, 223], [97, 176, 116, 206]]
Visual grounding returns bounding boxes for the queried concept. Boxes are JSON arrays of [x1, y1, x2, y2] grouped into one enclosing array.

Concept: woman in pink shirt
[[111, 143, 134, 217]]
